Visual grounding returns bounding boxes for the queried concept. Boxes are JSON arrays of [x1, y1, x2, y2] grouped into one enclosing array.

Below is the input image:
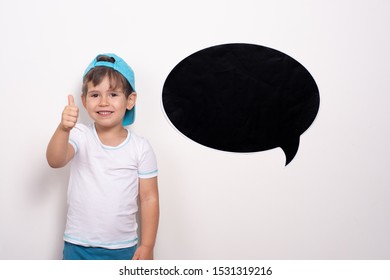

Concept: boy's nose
[[99, 96, 109, 106]]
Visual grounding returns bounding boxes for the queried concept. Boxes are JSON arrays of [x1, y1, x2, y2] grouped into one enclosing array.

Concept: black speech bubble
[[162, 43, 319, 165]]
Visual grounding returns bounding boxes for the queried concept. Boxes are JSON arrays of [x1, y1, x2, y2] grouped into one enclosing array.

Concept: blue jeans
[[63, 241, 137, 260]]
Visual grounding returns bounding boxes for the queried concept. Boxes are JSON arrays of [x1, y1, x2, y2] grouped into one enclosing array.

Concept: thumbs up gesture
[[61, 95, 79, 132]]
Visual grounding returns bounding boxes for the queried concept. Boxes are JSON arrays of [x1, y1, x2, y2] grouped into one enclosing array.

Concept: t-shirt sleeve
[[138, 138, 158, 179], [68, 124, 85, 154]]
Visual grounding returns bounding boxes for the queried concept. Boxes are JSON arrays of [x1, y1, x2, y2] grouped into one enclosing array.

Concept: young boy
[[46, 53, 159, 260]]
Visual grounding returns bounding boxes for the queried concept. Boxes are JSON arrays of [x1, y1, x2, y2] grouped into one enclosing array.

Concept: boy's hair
[[82, 55, 134, 97]]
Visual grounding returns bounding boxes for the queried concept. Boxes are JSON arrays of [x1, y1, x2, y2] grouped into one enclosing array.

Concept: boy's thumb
[[68, 95, 75, 106]]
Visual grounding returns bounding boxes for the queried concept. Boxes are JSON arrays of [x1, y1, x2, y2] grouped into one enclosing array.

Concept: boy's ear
[[127, 93, 137, 110], [81, 94, 87, 108]]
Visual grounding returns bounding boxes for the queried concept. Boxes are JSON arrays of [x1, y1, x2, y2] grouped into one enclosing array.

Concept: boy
[[46, 53, 159, 260]]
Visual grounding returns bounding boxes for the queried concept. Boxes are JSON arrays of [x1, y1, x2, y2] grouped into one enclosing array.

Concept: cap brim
[[123, 107, 135, 126]]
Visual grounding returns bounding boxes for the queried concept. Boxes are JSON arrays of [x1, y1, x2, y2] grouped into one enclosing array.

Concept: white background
[[0, 0, 389, 259]]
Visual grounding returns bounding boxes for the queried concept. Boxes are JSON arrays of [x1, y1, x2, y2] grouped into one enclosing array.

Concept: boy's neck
[[94, 123, 128, 146]]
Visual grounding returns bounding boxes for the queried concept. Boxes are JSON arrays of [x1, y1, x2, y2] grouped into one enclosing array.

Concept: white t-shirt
[[64, 123, 158, 249]]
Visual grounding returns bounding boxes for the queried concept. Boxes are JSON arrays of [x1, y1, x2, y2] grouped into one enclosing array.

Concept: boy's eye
[[90, 93, 99, 98], [110, 92, 119, 97]]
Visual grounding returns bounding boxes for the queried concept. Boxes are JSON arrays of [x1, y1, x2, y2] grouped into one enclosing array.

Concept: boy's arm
[[46, 126, 75, 168], [133, 176, 159, 260], [46, 95, 79, 168]]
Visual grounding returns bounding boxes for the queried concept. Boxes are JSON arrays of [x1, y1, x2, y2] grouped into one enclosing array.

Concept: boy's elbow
[[48, 163, 63, 169], [46, 154, 66, 168], [47, 159, 65, 169]]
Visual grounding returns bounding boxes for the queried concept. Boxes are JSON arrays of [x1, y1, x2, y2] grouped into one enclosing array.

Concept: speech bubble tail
[[280, 137, 300, 166]]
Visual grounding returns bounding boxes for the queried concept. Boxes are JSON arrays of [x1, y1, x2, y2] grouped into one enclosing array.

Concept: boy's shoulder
[[128, 130, 154, 150], [73, 123, 90, 132], [69, 123, 93, 140], [129, 130, 149, 145]]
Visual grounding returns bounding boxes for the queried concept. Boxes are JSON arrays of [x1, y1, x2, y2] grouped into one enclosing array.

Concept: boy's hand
[[61, 95, 79, 132], [132, 245, 154, 260]]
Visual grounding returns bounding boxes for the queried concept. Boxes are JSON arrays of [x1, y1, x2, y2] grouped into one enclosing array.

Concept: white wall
[[1, 0, 389, 259]]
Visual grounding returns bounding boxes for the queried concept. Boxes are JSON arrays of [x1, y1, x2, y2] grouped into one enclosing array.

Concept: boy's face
[[82, 75, 136, 129]]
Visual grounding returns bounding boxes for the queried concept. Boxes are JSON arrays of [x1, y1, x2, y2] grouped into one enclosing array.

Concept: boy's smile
[[82, 75, 136, 129], [97, 111, 114, 115]]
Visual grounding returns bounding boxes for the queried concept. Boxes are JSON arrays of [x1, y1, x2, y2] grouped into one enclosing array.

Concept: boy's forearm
[[46, 125, 71, 168], [47, 95, 78, 168], [140, 194, 159, 249]]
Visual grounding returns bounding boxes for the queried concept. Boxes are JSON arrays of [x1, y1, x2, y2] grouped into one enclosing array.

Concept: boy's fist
[[61, 95, 79, 132]]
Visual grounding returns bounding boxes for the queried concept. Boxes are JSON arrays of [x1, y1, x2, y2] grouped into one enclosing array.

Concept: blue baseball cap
[[83, 53, 136, 126]]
